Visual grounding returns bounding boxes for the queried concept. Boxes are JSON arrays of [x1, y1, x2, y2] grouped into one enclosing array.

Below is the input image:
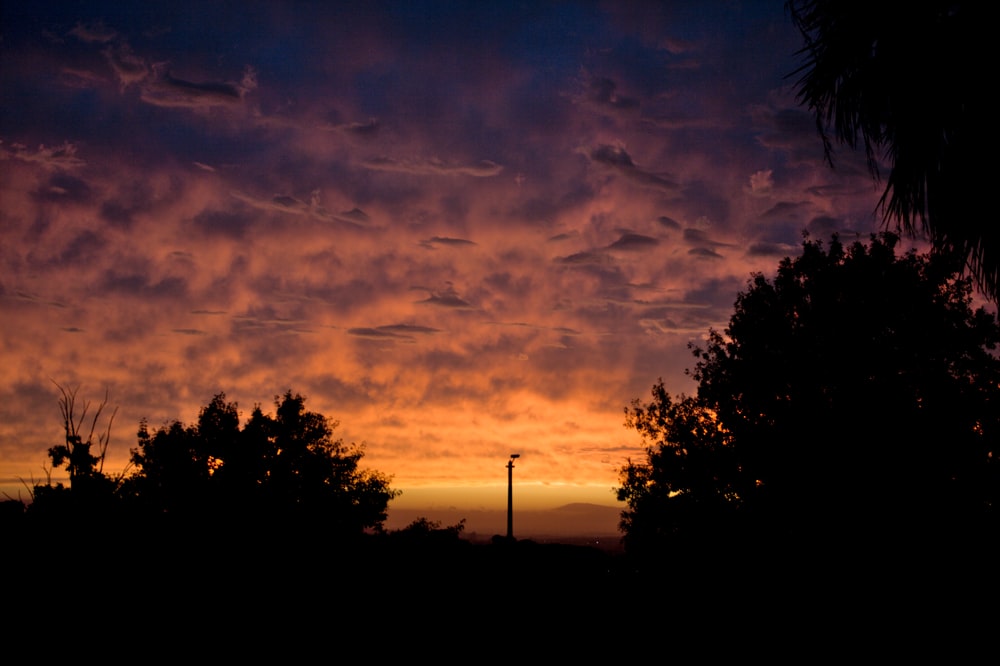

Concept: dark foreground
[[6, 518, 997, 658]]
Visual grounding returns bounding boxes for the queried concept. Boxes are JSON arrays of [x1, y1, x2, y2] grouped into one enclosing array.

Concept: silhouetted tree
[[125, 419, 210, 515], [28, 383, 123, 517], [126, 390, 400, 535], [618, 233, 999, 556], [617, 386, 745, 556], [787, 1, 996, 300]]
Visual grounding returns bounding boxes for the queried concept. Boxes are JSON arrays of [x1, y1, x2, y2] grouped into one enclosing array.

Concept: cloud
[[586, 144, 678, 193], [746, 242, 798, 257], [548, 231, 581, 242], [555, 250, 612, 266], [322, 118, 380, 137], [2, 141, 86, 170], [348, 324, 441, 341], [656, 216, 682, 230], [139, 65, 257, 109], [415, 284, 476, 309], [576, 71, 640, 113], [32, 172, 94, 203], [334, 208, 373, 227], [757, 200, 810, 223], [688, 247, 724, 259], [748, 169, 774, 195], [420, 236, 478, 249], [69, 21, 118, 44], [606, 233, 659, 251], [683, 228, 735, 248], [230, 191, 373, 227], [362, 157, 504, 177], [102, 43, 149, 89]]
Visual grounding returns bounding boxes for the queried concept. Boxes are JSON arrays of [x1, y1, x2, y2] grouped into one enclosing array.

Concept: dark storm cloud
[[589, 144, 635, 169], [420, 236, 478, 249], [683, 228, 735, 248], [578, 72, 641, 112], [752, 106, 820, 153], [657, 216, 682, 230], [806, 215, 848, 238], [378, 324, 440, 335], [348, 324, 441, 341], [548, 232, 580, 242], [140, 65, 257, 109], [348, 327, 404, 339], [587, 144, 678, 193], [688, 247, 724, 260], [415, 285, 475, 309], [607, 233, 659, 251], [555, 250, 611, 266], [758, 200, 810, 222], [335, 208, 372, 226]]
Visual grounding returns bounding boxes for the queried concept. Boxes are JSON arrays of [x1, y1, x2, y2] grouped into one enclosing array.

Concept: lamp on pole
[[506, 454, 520, 540]]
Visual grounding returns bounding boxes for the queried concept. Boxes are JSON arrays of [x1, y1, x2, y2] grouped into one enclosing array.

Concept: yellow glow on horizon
[[390, 482, 619, 512]]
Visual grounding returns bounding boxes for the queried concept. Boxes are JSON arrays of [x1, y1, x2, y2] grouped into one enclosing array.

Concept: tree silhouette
[[618, 233, 999, 557], [126, 390, 400, 534], [617, 385, 744, 557], [28, 383, 123, 517], [787, 1, 996, 300]]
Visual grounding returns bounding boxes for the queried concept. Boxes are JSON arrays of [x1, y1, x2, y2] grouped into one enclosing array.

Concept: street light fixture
[[506, 454, 520, 540]]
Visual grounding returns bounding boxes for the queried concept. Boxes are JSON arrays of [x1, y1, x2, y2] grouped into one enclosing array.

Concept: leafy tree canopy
[[124, 390, 400, 534], [618, 233, 999, 556]]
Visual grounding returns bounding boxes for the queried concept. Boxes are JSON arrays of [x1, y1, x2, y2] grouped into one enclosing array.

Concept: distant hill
[[384, 502, 622, 542]]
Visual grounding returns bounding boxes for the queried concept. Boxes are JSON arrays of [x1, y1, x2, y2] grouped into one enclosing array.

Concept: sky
[[1, 0, 894, 536]]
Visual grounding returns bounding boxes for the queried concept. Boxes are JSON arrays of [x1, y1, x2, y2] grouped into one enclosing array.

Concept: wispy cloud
[[1, 141, 86, 170], [69, 21, 118, 44], [230, 190, 373, 227], [362, 157, 503, 177]]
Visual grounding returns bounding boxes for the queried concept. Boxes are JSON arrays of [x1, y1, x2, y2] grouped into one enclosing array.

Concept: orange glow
[[0, 2, 892, 536]]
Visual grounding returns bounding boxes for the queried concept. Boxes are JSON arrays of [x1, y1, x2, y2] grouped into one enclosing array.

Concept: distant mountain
[[385, 502, 621, 541]]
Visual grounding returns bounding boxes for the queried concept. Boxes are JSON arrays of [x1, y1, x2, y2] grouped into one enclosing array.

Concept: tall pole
[[506, 454, 519, 540]]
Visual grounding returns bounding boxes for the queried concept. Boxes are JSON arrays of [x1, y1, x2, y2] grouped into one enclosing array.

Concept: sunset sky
[[1, 1, 894, 535]]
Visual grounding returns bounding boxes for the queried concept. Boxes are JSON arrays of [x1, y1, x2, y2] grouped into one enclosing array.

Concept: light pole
[[506, 454, 520, 540]]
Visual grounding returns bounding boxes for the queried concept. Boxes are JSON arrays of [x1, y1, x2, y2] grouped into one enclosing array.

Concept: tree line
[[15, 388, 400, 540]]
